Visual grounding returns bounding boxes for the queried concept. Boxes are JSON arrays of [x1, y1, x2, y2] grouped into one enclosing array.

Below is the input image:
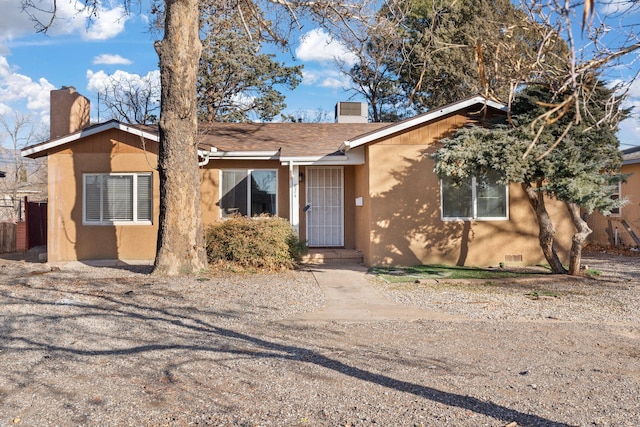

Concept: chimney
[[335, 101, 368, 123], [50, 86, 90, 139]]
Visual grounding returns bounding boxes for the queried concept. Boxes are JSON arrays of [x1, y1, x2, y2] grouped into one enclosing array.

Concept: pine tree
[[197, 2, 302, 123]]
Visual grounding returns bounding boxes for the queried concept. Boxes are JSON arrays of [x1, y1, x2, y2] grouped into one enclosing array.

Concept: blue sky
[[0, 1, 360, 128], [0, 0, 638, 147]]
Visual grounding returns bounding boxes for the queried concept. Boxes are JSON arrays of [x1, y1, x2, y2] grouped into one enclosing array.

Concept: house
[[586, 146, 640, 248], [22, 87, 575, 266]]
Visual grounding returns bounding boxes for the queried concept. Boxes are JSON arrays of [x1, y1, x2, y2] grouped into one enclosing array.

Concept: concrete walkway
[[286, 265, 458, 322]]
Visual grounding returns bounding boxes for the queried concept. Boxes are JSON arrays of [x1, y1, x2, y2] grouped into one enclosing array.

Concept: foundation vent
[[504, 254, 523, 263]]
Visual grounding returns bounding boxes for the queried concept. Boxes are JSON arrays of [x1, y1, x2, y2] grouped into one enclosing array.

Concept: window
[[220, 169, 277, 217], [441, 172, 508, 220], [609, 182, 622, 216], [84, 173, 152, 224]]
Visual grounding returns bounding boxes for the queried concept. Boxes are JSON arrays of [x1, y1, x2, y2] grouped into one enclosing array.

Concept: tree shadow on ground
[[0, 280, 572, 427]]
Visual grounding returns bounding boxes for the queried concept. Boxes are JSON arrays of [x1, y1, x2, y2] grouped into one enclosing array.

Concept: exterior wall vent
[[335, 102, 368, 123], [504, 254, 523, 264]]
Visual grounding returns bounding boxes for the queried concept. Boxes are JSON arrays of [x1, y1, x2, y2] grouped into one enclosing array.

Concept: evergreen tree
[[197, 2, 302, 123], [433, 81, 626, 275]]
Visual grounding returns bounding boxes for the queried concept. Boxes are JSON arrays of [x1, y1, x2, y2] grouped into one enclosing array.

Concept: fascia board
[[280, 150, 364, 166], [623, 158, 640, 165], [117, 123, 159, 142], [201, 150, 281, 160], [22, 121, 159, 158], [340, 96, 506, 151]]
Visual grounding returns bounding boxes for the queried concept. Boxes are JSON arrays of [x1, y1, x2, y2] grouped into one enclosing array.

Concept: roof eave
[[198, 150, 281, 161], [342, 96, 506, 151], [21, 121, 159, 158]]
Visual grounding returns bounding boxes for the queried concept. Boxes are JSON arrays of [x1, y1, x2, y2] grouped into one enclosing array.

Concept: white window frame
[[83, 173, 153, 225], [219, 169, 278, 218], [608, 181, 622, 217], [440, 175, 509, 221]]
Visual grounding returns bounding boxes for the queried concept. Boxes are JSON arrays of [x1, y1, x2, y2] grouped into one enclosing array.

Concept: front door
[[305, 167, 344, 247]]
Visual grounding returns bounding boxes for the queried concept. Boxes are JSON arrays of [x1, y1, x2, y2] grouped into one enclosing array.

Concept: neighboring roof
[[340, 95, 507, 151], [622, 146, 640, 165]]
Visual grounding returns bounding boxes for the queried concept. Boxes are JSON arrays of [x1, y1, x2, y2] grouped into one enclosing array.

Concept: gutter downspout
[[198, 147, 218, 167]]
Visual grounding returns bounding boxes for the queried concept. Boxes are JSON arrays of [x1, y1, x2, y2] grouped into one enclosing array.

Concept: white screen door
[[306, 167, 344, 247]]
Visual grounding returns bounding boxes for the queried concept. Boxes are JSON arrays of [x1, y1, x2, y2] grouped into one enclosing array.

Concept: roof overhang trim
[[340, 96, 507, 151], [197, 150, 281, 161], [280, 149, 364, 166], [21, 121, 159, 158]]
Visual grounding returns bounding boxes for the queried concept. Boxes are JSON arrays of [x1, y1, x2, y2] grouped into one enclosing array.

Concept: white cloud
[[0, 56, 55, 121], [82, 6, 128, 41], [0, 1, 128, 42], [613, 78, 640, 147], [598, 0, 639, 16], [0, 1, 37, 41], [301, 69, 352, 90], [93, 54, 132, 65], [86, 68, 160, 104], [0, 2, 131, 127], [296, 29, 357, 92], [296, 29, 357, 66]]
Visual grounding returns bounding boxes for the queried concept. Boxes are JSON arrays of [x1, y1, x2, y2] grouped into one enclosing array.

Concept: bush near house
[[205, 216, 307, 270]]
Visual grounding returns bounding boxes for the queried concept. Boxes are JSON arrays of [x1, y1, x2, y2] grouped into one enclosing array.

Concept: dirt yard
[[0, 249, 638, 426]]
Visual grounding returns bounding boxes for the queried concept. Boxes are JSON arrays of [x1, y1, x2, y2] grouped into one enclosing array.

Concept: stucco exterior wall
[[47, 129, 159, 263], [354, 160, 370, 256], [200, 160, 290, 228], [343, 166, 357, 249], [587, 162, 640, 248], [359, 112, 573, 267], [50, 87, 90, 139]]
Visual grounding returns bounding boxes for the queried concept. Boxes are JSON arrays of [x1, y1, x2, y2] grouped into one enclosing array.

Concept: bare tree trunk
[[565, 202, 592, 276], [153, 0, 207, 275], [521, 181, 567, 274]]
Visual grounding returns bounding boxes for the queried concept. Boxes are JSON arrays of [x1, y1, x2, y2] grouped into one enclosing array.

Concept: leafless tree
[[0, 113, 48, 221], [512, 0, 640, 156], [98, 72, 160, 124]]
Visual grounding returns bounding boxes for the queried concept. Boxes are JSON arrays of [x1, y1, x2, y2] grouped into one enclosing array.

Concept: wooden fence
[[0, 222, 16, 254]]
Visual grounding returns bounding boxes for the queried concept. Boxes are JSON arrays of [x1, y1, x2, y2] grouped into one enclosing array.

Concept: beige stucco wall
[[356, 111, 574, 267], [200, 160, 290, 228], [47, 129, 159, 263], [587, 162, 640, 248], [44, 110, 577, 267], [47, 135, 295, 262], [50, 87, 90, 139]]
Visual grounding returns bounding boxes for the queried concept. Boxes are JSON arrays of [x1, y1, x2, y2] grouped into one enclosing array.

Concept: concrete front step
[[301, 249, 364, 265]]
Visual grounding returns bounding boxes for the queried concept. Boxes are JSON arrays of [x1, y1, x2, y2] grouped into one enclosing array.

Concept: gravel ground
[[0, 250, 638, 426]]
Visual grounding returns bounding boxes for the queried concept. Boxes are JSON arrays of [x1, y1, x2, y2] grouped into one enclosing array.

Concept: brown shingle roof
[[196, 122, 388, 157]]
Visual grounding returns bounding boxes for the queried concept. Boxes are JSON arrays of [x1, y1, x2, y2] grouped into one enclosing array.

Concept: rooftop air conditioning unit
[[335, 102, 368, 123]]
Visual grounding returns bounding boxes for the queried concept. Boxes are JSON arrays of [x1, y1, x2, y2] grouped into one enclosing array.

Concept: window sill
[[441, 217, 509, 221], [83, 221, 153, 226]]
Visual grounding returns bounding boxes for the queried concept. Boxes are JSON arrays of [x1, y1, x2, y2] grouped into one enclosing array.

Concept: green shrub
[[205, 216, 308, 270]]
